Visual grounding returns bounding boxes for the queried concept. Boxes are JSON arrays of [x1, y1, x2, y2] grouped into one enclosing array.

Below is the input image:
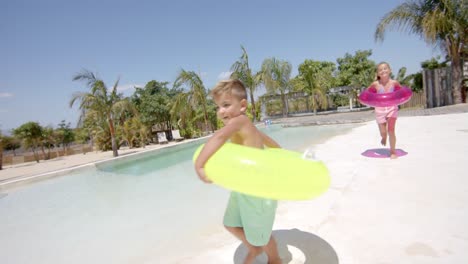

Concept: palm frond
[[72, 69, 99, 88], [375, 2, 424, 42]]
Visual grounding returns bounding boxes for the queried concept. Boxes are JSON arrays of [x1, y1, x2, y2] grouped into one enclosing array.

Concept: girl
[[370, 62, 401, 159]]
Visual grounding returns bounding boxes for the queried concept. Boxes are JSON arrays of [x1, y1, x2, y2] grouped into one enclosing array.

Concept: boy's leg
[[224, 193, 264, 262], [224, 192, 280, 263], [262, 236, 281, 264], [226, 230, 281, 264], [224, 226, 263, 264], [239, 194, 279, 263], [224, 226, 259, 252]]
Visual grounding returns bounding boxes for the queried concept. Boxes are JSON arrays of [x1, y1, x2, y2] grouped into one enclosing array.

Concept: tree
[[421, 56, 448, 69], [230, 45, 260, 121], [336, 50, 376, 88], [1, 135, 21, 156], [74, 128, 91, 154], [173, 70, 210, 132], [41, 126, 58, 160], [118, 117, 148, 148], [375, 0, 468, 104], [131, 80, 172, 129], [13, 122, 43, 162], [56, 120, 75, 154], [260, 57, 292, 117], [295, 60, 335, 114], [170, 92, 195, 136], [88, 117, 113, 151], [138, 121, 149, 148], [395, 67, 414, 87], [336, 50, 376, 107], [71, 69, 134, 157]]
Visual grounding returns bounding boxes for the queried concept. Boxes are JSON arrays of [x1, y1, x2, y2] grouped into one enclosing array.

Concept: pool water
[[0, 123, 358, 263]]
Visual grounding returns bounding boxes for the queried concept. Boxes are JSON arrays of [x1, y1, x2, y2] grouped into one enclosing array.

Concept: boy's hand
[[196, 167, 212, 184]]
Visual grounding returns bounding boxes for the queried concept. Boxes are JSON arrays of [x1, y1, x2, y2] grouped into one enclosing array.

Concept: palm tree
[[138, 121, 149, 148], [297, 71, 329, 115], [120, 118, 136, 149], [173, 70, 210, 132], [394, 67, 415, 87], [70, 69, 134, 157], [260, 58, 292, 117], [230, 45, 260, 121], [296, 60, 335, 114], [375, 0, 467, 104], [170, 92, 193, 129], [119, 117, 148, 148]]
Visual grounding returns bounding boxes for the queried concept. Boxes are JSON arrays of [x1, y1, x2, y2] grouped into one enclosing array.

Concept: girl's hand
[[368, 86, 377, 93], [195, 167, 212, 183]]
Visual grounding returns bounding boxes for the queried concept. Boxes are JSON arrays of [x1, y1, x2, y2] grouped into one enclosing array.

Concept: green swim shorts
[[223, 191, 277, 246]]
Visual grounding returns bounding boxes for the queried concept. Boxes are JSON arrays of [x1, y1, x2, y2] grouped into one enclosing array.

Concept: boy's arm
[[194, 115, 246, 182], [261, 132, 280, 148]]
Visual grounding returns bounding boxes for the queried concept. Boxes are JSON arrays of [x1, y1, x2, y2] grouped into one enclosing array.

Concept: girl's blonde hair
[[210, 79, 247, 101], [375, 61, 391, 80]]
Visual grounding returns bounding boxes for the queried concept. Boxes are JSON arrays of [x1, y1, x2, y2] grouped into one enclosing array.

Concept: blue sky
[[1, 0, 440, 133]]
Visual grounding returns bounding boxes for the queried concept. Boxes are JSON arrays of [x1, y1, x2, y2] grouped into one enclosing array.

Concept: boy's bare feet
[[268, 257, 282, 264], [244, 247, 263, 264], [390, 152, 398, 159]]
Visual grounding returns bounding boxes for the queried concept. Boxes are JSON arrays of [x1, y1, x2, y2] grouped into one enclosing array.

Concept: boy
[[194, 79, 282, 264]]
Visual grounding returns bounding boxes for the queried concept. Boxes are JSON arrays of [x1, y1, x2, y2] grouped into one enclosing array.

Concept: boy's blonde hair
[[375, 61, 391, 80], [210, 79, 247, 101]]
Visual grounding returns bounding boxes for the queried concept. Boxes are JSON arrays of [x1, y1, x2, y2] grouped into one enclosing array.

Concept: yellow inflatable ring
[[193, 143, 330, 200]]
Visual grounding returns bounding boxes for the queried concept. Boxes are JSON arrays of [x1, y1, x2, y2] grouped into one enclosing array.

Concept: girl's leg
[[378, 123, 388, 146], [387, 117, 397, 159]]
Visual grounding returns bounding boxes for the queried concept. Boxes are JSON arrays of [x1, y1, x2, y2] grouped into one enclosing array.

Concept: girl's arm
[[368, 81, 379, 92], [393, 80, 402, 89]]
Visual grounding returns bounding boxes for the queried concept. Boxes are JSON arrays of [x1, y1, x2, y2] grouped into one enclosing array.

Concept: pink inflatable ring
[[358, 86, 413, 107]]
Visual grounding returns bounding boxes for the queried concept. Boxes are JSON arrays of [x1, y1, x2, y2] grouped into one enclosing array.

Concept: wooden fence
[[400, 92, 426, 109], [423, 66, 453, 108], [2, 145, 93, 166]]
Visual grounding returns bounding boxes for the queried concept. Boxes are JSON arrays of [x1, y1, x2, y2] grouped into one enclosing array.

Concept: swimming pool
[[0, 123, 358, 263]]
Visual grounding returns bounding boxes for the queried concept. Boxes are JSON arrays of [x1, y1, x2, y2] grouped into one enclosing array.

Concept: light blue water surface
[[0, 123, 358, 264]]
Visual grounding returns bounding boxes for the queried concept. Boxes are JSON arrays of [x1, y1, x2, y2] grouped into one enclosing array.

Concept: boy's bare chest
[[230, 133, 244, 145], [229, 131, 263, 148]]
